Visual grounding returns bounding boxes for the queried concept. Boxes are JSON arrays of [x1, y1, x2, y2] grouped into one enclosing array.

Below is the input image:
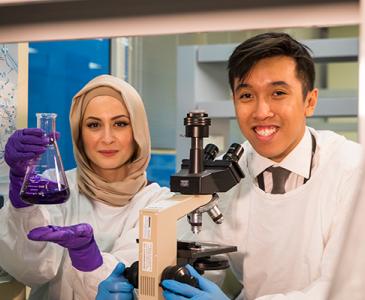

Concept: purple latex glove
[[4, 128, 49, 208], [5, 128, 49, 177], [28, 223, 103, 272]]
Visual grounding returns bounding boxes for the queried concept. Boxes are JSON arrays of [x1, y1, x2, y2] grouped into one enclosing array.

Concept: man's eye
[[86, 122, 99, 128], [239, 93, 253, 100], [273, 91, 287, 97]]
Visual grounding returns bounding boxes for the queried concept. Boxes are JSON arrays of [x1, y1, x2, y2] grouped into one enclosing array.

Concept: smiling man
[[232, 55, 316, 164], [162, 32, 363, 300]]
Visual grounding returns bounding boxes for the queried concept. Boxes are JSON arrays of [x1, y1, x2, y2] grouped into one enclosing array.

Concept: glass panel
[[127, 26, 359, 151]]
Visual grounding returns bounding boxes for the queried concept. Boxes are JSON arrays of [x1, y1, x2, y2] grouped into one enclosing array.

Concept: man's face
[[233, 55, 318, 162]]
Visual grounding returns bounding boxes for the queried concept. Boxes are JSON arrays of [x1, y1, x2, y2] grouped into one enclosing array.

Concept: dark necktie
[[267, 166, 291, 194]]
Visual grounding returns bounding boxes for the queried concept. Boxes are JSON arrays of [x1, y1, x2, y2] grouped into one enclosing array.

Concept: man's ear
[[304, 88, 318, 117]]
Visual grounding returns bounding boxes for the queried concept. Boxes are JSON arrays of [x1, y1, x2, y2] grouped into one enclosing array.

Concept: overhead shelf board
[[198, 38, 359, 63], [0, 0, 359, 42]]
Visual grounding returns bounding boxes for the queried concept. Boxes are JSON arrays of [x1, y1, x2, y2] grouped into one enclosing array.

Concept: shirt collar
[[249, 127, 313, 178]]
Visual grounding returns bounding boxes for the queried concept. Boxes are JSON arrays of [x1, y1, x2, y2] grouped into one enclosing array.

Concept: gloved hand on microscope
[[161, 264, 229, 300], [93, 263, 229, 300]]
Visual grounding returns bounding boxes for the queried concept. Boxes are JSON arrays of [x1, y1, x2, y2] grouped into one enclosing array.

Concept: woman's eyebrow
[[111, 114, 130, 120], [85, 114, 130, 121]]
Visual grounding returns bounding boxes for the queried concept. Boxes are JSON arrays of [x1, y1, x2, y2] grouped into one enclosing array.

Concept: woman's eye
[[86, 122, 99, 128], [115, 121, 129, 127]]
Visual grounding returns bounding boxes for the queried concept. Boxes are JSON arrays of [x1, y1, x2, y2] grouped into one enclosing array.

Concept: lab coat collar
[[249, 127, 313, 179]]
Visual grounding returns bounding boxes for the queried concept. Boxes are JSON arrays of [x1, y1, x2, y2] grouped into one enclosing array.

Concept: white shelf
[[198, 38, 359, 63]]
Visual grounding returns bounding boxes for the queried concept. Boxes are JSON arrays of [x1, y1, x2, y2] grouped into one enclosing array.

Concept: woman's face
[[81, 95, 136, 181]]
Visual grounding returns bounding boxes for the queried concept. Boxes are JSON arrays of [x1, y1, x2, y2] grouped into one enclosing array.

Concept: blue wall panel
[[146, 153, 176, 187], [28, 39, 110, 171]]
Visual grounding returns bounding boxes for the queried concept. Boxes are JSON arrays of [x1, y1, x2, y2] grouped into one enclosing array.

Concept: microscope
[[126, 111, 244, 299]]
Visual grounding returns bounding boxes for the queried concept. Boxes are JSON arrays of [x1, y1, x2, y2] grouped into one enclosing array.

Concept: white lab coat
[[196, 129, 363, 300], [0, 168, 173, 300]]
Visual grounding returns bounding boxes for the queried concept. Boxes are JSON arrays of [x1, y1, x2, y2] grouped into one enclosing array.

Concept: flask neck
[[36, 113, 57, 135]]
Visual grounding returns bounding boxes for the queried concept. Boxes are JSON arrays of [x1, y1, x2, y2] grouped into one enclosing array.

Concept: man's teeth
[[255, 127, 277, 136]]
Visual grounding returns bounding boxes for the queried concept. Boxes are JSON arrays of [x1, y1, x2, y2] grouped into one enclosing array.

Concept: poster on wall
[[0, 43, 18, 283], [0, 44, 17, 182], [0, 43, 27, 283]]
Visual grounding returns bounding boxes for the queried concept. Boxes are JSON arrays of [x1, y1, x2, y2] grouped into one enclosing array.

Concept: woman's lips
[[98, 150, 118, 157]]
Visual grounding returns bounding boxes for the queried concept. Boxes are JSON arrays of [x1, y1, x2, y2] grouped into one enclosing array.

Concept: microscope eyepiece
[[184, 112, 211, 138], [223, 143, 244, 163], [204, 143, 219, 161], [184, 111, 211, 127]]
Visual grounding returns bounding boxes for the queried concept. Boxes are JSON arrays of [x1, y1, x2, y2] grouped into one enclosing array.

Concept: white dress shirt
[[250, 128, 318, 193]]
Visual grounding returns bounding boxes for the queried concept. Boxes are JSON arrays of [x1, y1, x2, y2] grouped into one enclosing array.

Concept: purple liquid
[[20, 175, 70, 205]]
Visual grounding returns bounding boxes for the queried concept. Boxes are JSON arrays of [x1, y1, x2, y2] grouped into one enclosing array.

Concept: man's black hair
[[228, 32, 315, 98]]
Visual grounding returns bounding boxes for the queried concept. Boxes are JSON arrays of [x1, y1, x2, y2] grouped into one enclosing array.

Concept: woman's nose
[[102, 127, 115, 144]]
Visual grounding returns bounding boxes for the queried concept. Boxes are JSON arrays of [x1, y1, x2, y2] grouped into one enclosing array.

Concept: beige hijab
[[70, 75, 150, 206]]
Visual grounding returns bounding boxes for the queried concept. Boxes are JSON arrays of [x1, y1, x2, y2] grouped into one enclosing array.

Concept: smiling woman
[[81, 95, 135, 182], [69, 75, 152, 206], [0, 74, 173, 300]]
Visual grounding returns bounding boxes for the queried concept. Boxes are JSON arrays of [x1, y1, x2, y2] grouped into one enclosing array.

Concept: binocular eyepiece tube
[[184, 111, 211, 174]]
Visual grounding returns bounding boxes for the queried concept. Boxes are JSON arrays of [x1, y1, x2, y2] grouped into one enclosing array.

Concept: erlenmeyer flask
[[20, 113, 70, 205]]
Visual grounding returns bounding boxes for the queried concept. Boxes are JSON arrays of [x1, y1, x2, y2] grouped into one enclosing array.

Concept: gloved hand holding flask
[[4, 128, 49, 208], [20, 113, 70, 205], [28, 223, 103, 272]]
